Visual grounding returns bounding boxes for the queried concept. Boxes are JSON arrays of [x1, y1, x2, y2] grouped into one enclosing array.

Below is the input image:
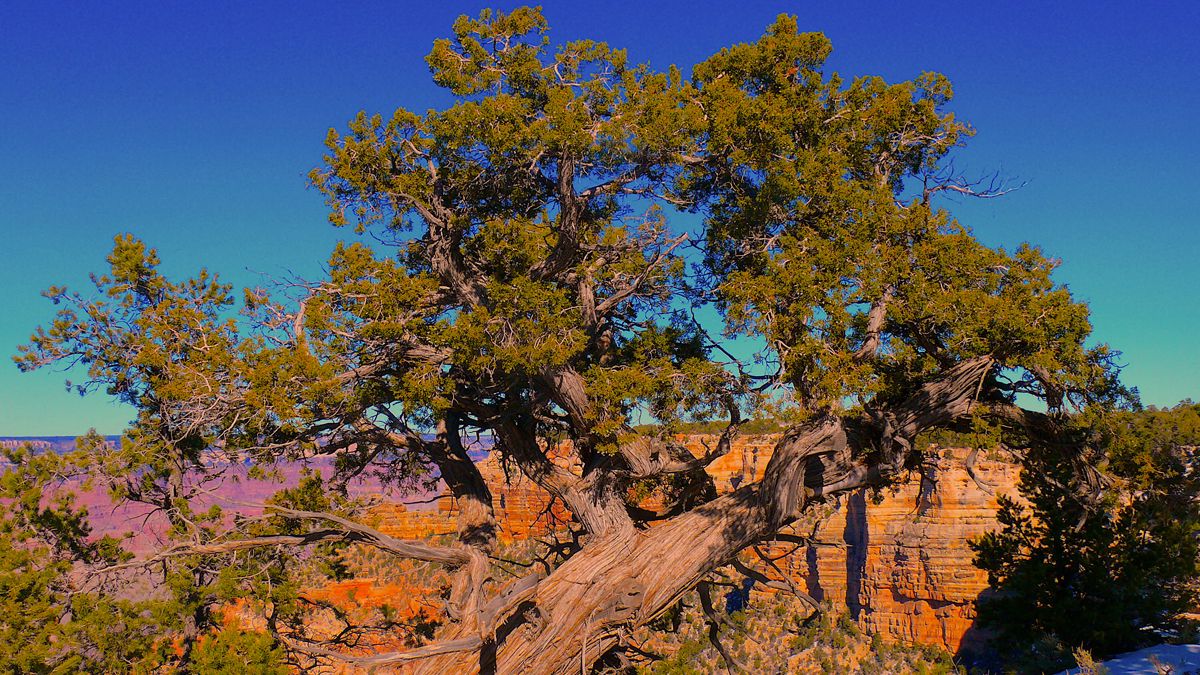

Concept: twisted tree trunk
[[403, 422, 849, 674], [413, 357, 993, 674]]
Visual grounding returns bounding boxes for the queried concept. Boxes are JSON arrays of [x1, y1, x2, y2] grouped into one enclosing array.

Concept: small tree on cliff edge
[[12, 8, 1136, 673], [972, 402, 1200, 670]]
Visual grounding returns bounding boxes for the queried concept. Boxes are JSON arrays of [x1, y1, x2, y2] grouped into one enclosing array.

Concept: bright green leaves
[[448, 274, 587, 377], [104, 233, 165, 296], [189, 628, 288, 675], [688, 14, 1112, 415], [319, 6, 699, 232], [692, 14, 832, 96], [0, 439, 130, 568], [1101, 402, 1200, 491], [10, 253, 319, 664], [0, 441, 175, 673], [588, 348, 733, 443], [312, 108, 437, 233], [14, 236, 252, 530], [16, 234, 239, 414], [884, 234, 1124, 410], [463, 217, 552, 279], [309, 6, 715, 447], [243, 247, 450, 442], [309, 5, 1127, 439], [316, 5, 704, 237]]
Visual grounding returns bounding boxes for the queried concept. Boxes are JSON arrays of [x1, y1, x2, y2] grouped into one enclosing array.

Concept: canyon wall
[[673, 436, 1020, 654], [777, 446, 1018, 655], [368, 448, 570, 543], [365, 437, 1021, 655]]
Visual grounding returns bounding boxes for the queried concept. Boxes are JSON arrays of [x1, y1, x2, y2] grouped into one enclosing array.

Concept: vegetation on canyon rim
[[970, 401, 1200, 671], [5, 6, 1197, 673]]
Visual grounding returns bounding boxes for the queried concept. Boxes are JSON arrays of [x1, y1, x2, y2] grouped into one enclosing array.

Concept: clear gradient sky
[[1, 1, 1197, 435]]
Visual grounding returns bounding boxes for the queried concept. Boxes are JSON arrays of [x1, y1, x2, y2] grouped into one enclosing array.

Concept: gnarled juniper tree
[[13, 8, 1134, 674]]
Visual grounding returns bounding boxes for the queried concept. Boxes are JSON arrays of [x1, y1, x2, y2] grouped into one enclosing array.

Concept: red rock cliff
[[366, 437, 1019, 654]]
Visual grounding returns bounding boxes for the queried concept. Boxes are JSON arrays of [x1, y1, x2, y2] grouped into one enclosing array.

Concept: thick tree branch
[[887, 355, 994, 437], [760, 356, 994, 526], [433, 412, 499, 551], [623, 402, 743, 479], [853, 284, 894, 360], [531, 155, 583, 281]]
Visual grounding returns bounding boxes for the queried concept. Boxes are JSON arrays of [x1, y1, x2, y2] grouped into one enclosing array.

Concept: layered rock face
[[780, 446, 1019, 654], [369, 448, 569, 543], [366, 437, 1020, 655], [667, 436, 1019, 653]]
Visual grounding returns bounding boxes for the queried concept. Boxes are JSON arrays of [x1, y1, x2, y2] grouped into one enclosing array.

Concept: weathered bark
[[410, 357, 995, 674], [238, 356, 992, 674], [405, 425, 841, 673], [494, 414, 636, 539], [854, 284, 895, 360]]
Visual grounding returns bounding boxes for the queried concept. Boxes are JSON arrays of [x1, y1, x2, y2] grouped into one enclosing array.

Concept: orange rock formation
[[368, 448, 571, 543], [779, 446, 1017, 654], [359, 437, 1019, 656]]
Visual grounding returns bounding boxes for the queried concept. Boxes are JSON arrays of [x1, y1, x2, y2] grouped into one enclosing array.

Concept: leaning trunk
[[490, 489, 765, 674], [416, 358, 993, 674], [414, 419, 847, 675]]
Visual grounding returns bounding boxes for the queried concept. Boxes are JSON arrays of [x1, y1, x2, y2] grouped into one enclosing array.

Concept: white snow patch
[[1056, 644, 1200, 674]]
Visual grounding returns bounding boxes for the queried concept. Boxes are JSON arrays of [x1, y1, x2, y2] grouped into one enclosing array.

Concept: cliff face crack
[[843, 491, 870, 620]]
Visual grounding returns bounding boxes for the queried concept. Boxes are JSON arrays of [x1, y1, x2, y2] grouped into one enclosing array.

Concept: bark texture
[[403, 357, 995, 674]]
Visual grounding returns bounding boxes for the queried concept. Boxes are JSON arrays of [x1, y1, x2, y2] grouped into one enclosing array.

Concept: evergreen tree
[[8, 8, 1148, 673], [973, 403, 1200, 670]]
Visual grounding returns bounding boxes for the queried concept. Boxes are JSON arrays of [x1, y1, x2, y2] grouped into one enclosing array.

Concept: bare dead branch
[[281, 634, 483, 666], [698, 581, 742, 673], [96, 504, 474, 575]]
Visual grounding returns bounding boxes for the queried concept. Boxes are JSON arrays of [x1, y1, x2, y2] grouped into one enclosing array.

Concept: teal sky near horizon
[[1, 1, 1197, 436]]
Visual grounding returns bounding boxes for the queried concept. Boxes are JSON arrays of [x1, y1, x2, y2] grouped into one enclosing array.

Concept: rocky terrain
[[759, 445, 1019, 657], [360, 435, 1020, 658]]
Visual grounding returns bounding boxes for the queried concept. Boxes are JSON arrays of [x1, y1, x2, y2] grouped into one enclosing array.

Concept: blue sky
[[1, 1, 1197, 435]]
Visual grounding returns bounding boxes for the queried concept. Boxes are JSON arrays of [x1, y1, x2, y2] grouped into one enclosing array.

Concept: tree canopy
[[6, 8, 1163, 674]]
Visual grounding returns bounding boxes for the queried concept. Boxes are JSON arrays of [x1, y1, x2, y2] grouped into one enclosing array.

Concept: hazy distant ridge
[[0, 435, 121, 455]]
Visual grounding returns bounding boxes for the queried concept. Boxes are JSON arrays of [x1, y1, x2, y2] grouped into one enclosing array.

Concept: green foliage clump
[[190, 628, 288, 675], [647, 637, 709, 675], [0, 442, 287, 673]]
